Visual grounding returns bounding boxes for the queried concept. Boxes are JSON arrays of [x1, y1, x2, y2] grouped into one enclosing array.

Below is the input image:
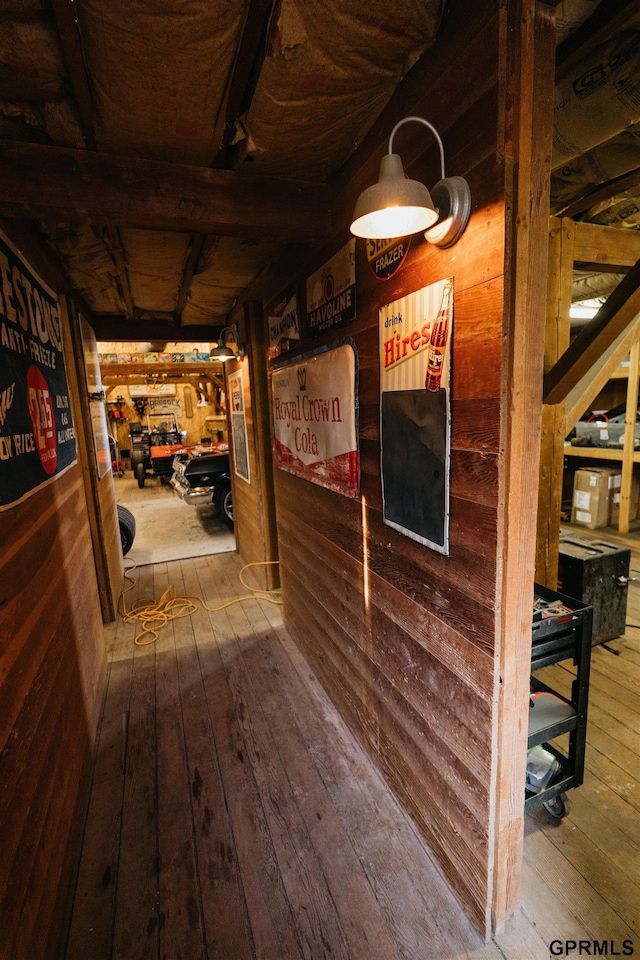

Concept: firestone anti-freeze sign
[[271, 342, 359, 498], [0, 231, 77, 511]]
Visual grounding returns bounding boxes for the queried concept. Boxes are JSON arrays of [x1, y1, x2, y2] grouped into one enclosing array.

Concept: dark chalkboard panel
[[381, 389, 447, 549]]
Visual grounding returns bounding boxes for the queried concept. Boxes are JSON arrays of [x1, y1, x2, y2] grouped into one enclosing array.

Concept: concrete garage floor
[[114, 471, 235, 566]]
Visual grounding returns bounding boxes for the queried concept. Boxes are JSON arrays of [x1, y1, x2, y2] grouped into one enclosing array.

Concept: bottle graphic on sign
[[424, 282, 452, 392]]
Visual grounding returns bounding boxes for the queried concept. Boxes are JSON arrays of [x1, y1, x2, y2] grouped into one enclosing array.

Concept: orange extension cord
[[118, 560, 282, 646]]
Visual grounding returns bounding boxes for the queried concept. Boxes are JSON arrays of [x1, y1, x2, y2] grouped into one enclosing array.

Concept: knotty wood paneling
[[0, 227, 107, 960], [235, 0, 555, 937]]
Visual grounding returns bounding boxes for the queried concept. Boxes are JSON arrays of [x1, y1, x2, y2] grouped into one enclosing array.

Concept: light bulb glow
[[351, 204, 438, 240]]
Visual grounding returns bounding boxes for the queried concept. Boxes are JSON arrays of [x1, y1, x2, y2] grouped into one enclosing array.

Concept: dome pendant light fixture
[[350, 116, 471, 247], [210, 324, 245, 362]]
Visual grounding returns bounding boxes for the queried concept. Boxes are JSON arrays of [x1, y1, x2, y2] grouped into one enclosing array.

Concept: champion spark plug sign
[[0, 231, 77, 511], [271, 342, 359, 498], [267, 285, 300, 360]]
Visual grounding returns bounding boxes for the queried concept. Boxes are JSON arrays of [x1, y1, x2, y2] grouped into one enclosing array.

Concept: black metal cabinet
[[558, 532, 630, 645], [526, 584, 593, 818]]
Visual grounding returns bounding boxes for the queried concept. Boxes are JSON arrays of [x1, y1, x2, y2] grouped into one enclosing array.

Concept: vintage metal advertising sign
[[267, 285, 300, 360], [365, 236, 411, 280], [271, 342, 359, 497], [306, 240, 356, 337], [379, 278, 453, 554], [228, 368, 250, 483], [0, 231, 77, 511]]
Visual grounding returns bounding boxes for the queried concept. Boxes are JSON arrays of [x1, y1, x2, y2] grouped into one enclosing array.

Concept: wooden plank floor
[[63, 552, 639, 960]]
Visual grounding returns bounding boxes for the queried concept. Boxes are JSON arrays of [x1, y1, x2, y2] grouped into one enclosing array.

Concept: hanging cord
[[119, 560, 282, 646]]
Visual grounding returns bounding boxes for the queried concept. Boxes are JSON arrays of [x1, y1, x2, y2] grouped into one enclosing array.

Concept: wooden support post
[[536, 217, 573, 586], [619, 341, 640, 533]]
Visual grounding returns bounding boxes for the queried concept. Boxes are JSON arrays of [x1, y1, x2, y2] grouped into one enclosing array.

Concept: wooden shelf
[[100, 362, 222, 378], [564, 444, 640, 463]]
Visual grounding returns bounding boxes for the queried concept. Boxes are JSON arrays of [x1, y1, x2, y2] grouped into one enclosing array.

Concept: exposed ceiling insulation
[[74, 0, 248, 164], [40, 222, 126, 315], [243, 0, 444, 181], [119, 230, 191, 313], [0, 0, 447, 331], [0, 0, 638, 330], [550, 1, 640, 303]]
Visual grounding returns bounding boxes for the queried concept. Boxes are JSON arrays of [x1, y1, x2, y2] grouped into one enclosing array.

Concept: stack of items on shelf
[[570, 467, 639, 530]]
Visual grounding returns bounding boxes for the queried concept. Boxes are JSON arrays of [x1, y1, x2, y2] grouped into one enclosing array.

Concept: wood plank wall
[[236, 0, 554, 935], [0, 227, 107, 960], [66, 308, 123, 620]]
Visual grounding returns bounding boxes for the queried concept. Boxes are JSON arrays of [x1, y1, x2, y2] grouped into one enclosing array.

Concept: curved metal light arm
[[388, 116, 446, 182]]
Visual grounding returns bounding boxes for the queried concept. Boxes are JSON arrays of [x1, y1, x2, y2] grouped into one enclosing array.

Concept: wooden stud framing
[[536, 217, 573, 586], [537, 218, 640, 580], [620, 341, 640, 533]]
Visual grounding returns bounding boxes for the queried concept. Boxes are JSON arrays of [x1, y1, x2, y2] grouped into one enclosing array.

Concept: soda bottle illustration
[[424, 281, 452, 392]]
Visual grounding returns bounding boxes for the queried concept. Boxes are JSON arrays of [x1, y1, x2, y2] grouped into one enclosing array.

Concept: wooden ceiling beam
[[49, 0, 97, 151], [555, 0, 640, 75], [172, 0, 277, 328], [572, 219, 640, 268], [565, 316, 640, 432], [104, 227, 135, 321], [0, 140, 332, 241], [50, 0, 140, 322], [574, 261, 630, 274], [89, 318, 223, 342], [544, 257, 640, 405], [175, 234, 205, 324], [558, 166, 640, 219], [213, 0, 277, 169]]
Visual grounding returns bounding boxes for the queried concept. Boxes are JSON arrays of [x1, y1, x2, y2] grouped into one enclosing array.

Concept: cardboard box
[[610, 471, 640, 525], [571, 468, 619, 529]]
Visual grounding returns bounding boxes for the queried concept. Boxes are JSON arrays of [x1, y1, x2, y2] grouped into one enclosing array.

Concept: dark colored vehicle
[[170, 452, 233, 528]]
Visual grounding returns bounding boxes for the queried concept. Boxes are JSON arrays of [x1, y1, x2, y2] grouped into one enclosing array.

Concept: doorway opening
[[99, 339, 235, 565]]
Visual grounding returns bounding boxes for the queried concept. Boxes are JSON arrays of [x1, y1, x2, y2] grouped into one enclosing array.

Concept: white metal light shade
[[350, 153, 439, 239]]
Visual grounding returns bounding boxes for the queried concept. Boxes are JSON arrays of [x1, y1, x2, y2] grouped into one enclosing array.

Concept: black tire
[[136, 461, 146, 488], [543, 793, 570, 819], [117, 505, 136, 556], [131, 449, 145, 473], [214, 481, 233, 528]]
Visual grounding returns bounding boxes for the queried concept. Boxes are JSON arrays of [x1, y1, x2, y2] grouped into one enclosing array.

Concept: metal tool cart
[[526, 584, 593, 819]]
